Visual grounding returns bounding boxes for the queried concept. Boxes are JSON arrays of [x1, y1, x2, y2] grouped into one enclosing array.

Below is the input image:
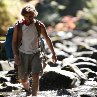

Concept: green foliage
[[0, 0, 24, 35], [36, 0, 67, 26], [36, 0, 85, 26], [1, 0, 97, 36], [77, 0, 97, 25]]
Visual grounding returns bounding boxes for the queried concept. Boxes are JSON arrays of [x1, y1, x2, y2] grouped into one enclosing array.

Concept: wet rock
[[0, 77, 8, 83], [6, 70, 16, 76], [0, 86, 17, 92], [6, 70, 18, 84], [52, 39, 63, 47], [62, 56, 97, 68], [0, 95, 4, 97], [80, 94, 91, 97], [74, 57, 96, 64], [91, 51, 97, 60], [80, 68, 93, 73], [61, 65, 74, 72], [1, 82, 7, 87], [57, 88, 71, 96], [57, 54, 66, 61], [74, 62, 97, 72], [88, 72, 96, 78], [0, 63, 3, 71], [80, 68, 96, 78], [10, 75, 19, 84], [47, 61, 59, 67], [39, 71, 73, 91]]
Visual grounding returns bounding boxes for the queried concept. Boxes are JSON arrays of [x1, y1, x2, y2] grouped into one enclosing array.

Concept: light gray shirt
[[19, 23, 40, 54]]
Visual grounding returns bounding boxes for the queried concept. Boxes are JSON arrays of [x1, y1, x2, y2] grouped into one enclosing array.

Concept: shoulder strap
[[35, 19, 42, 37], [15, 20, 23, 46]]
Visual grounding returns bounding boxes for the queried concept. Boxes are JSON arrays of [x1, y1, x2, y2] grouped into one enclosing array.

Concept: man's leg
[[32, 73, 40, 96], [20, 78, 30, 90], [19, 78, 31, 96]]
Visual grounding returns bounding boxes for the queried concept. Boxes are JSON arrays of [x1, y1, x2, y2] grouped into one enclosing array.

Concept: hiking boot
[[25, 88, 32, 96]]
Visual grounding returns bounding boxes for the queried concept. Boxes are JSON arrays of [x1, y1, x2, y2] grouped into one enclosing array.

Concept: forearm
[[12, 41, 21, 65], [12, 25, 19, 56], [39, 22, 55, 55], [12, 42, 19, 56], [46, 37, 55, 55]]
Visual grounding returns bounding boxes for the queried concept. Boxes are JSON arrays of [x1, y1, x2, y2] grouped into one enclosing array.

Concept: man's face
[[24, 12, 34, 24]]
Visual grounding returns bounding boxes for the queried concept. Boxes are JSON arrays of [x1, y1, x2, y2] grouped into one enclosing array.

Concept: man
[[12, 5, 57, 96]]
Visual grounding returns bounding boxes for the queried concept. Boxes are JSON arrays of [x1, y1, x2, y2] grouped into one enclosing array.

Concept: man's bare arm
[[12, 25, 19, 57], [40, 23, 57, 63]]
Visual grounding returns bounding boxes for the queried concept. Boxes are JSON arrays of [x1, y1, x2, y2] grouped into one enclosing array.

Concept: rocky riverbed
[[1, 26, 97, 97]]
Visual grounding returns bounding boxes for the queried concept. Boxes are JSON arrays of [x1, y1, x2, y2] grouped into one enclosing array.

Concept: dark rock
[[0, 95, 4, 97], [57, 88, 71, 96], [47, 61, 58, 67], [0, 63, 3, 71], [6, 70, 16, 76], [91, 51, 97, 60], [80, 68, 96, 78], [52, 40, 63, 47], [80, 68, 93, 73], [74, 57, 96, 64], [87, 71, 96, 78], [6, 70, 19, 84], [39, 71, 72, 91], [57, 54, 66, 61], [61, 65, 75, 72], [80, 78, 86, 85], [0, 85, 18, 92], [93, 77, 97, 82], [0, 77, 8, 83], [1, 82, 7, 87], [0, 86, 14, 92], [10, 75, 19, 84], [80, 94, 91, 97], [73, 62, 97, 72]]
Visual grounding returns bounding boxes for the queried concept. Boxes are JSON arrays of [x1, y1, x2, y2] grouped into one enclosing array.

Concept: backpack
[[5, 21, 22, 61], [5, 19, 46, 61], [5, 27, 14, 60]]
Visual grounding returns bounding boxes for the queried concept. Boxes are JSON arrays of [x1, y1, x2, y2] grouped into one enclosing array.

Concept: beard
[[24, 18, 34, 26]]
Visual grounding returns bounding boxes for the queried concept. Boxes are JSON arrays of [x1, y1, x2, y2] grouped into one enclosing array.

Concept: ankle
[[22, 81, 30, 90]]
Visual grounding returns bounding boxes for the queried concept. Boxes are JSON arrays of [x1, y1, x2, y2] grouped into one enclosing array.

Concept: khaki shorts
[[18, 51, 42, 79]]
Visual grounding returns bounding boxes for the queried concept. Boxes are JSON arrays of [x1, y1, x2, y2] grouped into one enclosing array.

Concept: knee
[[19, 79, 28, 83]]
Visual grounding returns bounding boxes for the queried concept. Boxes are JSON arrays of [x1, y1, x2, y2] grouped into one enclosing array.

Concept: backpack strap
[[35, 19, 42, 37], [15, 20, 23, 47], [13, 20, 23, 56]]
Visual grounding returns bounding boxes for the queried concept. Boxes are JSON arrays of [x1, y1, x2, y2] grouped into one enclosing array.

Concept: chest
[[22, 23, 38, 38]]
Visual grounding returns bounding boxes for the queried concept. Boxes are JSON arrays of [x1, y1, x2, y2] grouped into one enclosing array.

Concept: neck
[[24, 19, 34, 26]]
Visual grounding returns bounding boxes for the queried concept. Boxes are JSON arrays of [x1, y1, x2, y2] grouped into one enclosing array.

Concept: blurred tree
[[75, 0, 97, 31], [63, 0, 84, 16], [0, 0, 24, 35], [36, 0, 62, 26], [80, 0, 97, 25], [0, 0, 97, 36], [36, 0, 85, 26]]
